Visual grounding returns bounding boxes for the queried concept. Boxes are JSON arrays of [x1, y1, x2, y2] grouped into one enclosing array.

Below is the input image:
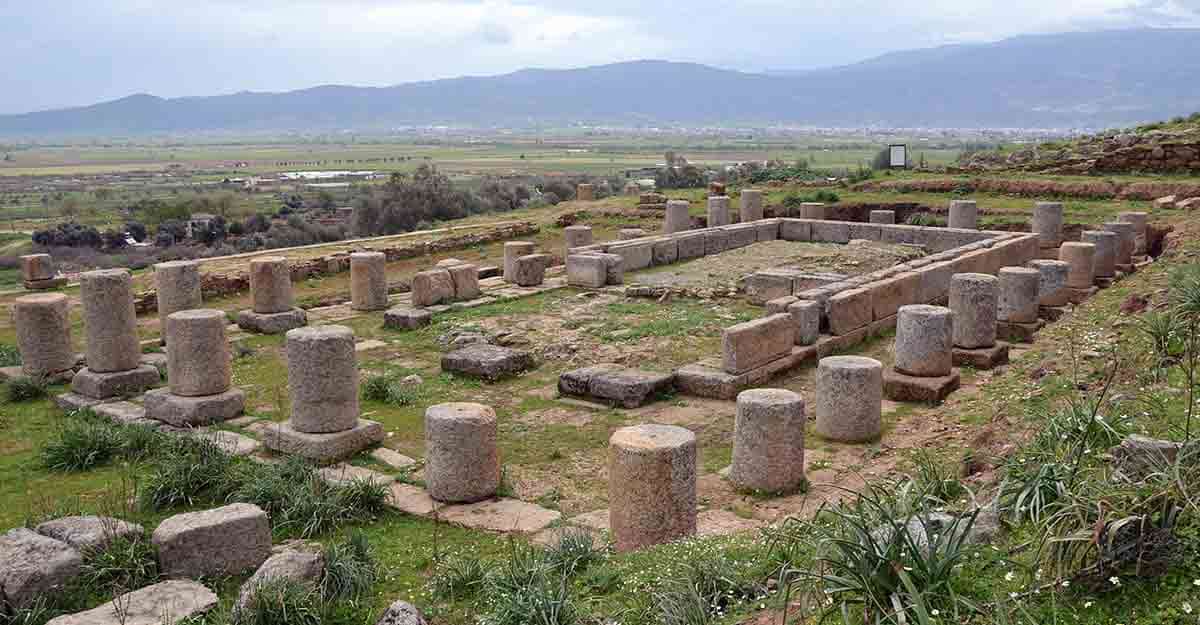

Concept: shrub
[[5, 376, 48, 402], [31, 222, 102, 248], [0, 343, 19, 366], [233, 578, 323, 625], [125, 222, 147, 242], [41, 417, 125, 472], [319, 532, 376, 601], [485, 544, 577, 625], [361, 374, 422, 406]]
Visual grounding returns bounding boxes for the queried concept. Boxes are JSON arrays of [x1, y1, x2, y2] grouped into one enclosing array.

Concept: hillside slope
[[2, 29, 1199, 136]]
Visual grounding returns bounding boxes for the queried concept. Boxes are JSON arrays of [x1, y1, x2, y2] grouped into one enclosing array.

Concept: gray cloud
[[1, 0, 1198, 114]]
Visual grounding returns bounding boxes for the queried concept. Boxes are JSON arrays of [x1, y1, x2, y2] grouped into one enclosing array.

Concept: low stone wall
[[857, 176, 1200, 202], [134, 222, 539, 314]]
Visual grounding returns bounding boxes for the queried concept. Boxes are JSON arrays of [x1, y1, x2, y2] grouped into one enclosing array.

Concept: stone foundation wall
[[857, 176, 1200, 202], [134, 222, 538, 314]]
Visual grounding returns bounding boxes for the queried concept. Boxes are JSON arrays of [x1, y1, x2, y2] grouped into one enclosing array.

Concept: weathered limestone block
[[235, 548, 324, 614], [235, 308, 307, 334], [675, 231, 707, 259], [618, 228, 647, 240], [746, 270, 797, 305], [741, 189, 764, 222], [766, 295, 799, 314], [448, 263, 481, 300], [756, 219, 780, 241], [664, 200, 691, 234], [1118, 211, 1149, 256], [249, 256, 294, 314], [70, 365, 160, 400], [0, 528, 82, 609], [814, 356, 883, 443], [609, 242, 652, 272], [503, 241, 536, 283], [442, 344, 534, 381], [723, 223, 759, 248], [425, 403, 500, 503], [1029, 259, 1071, 307], [799, 202, 826, 220], [1060, 242, 1096, 289], [564, 225, 594, 250], [80, 269, 140, 373], [567, 254, 608, 287], [651, 238, 679, 265], [998, 267, 1040, 323], [811, 221, 850, 244], [412, 268, 455, 307], [593, 252, 625, 284], [45, 580, 218, 625], [730, 389, 805, 493], [576, 183, 595, 201], [514, 253, 552, 286], [707, 196, 731, 227], [722, 314, 796, 374], [827, 288, 872, 335], [143, 387, 246, 427], [384, 306, 432, 330], [869, 210, 896, 224], [350, 252, 389, 311], [155, 260, 203, 327], [950, 273, 999, 349], [1081, 230, 1118, 278], [788, 300, 821, 346], [870, 272, 920, 321], [587, 368, 674, 408], [703, 228, 729, 255], [893, 305, 953, 377], [916, 261, 956, 304], [609, 425, 696, 552], [151, 504, 270, 579], [948, 200, 979, 230], [779, 218, 811, 241], [259, 419, 384, 464], [375, 601, 428, 625], [20, 253, 56, 282], [287, 325, 359, 434], [36, 516, 144, 553], [1102, 221, 1136, 267], [13, 293, 74, 378]]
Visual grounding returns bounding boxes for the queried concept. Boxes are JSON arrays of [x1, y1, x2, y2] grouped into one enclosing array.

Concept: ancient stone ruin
[[144, 309, 245, 427], [237, 256, 308, 334], [69, 269, 160, 401]]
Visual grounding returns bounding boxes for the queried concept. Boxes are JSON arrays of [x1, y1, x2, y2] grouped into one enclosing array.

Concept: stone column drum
[[576, 184, 595, 201], [563, 225, 593, 250], [144, 309, 245, 427], [1029, 260, 1071, 307], [350, 252, 389, 311], [1059, 242, 1096, 289], [814, 356, 883, 443], [870, 210, 896, 225], [165, 310, 231, 397], [998, 267, 1040, 323], [740, 190, 764, 222], [286, 325, 359, 433], [893, 305, 953, 377], [424, 403, 501, 503], [730, 389, 805, 493], [1102, 222, 1135, 267], [707, 196, 731, 227], [664, 200, 691, 234], [12, 293, 74, 378], [250, 257, 294, 313], [1081, 231, 1117, 278], [609, 424, 697, 552], [1118, 211, 1148, 256], [503, 242, 536, 283], [949, 273, 999, 349], [948, 200, 979, 230], [1033, 202, 1064, 248], [20, 254, 55, 282], [154, 260, 202, 329], [81, 269, 141, 373]]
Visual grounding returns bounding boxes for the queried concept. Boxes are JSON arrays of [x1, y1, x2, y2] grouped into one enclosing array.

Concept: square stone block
[[651, 239, 679, 265], [810, 221, 850, 243], [722, 314, 796, 374], [608, 242, 652, 272], [879, 224, 925, 246], [952, 343, 1011, 370], [260, 419, 386, 464], [848, 222, 881, 241], [869, 272, 920, 321], [144, 387, 246, 427], [916, 261, 956, 304], [442, 344, 535, 381], [996, 319, 1045, 344], [827, 288, 871, 335], [588, 369, 674, 408], [70, 365, 160, 400], [674, 364, 742, 400], [746, 270, 798, 305], [766, 295, 799, 314], [54, 392, 106, 412], [152, 503, 270, 579], [94, 401, 158, 427], [566, 255, 608, 288], [884, 368, 961, 403], [558, 363, 624, 397], [779, 219, 811, 241], [383, 306, 432, 330], [24, 276, 68, 290], [816, 327, 869, 357], [787, 300, 821, 346], [755, 220, 779, 241], [675, 232, 707, 260], [723, 224, 759, 248], [704, 229, 729, 255], [236, 308, 307, 334], [1064, 286, 1098, 304]]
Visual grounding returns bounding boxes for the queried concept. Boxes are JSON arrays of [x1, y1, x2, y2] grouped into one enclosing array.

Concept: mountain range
[[2, 28, 1198, 136]]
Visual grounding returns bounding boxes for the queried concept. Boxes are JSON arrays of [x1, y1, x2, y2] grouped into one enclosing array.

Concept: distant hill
[[2, 28, 1199, 136]]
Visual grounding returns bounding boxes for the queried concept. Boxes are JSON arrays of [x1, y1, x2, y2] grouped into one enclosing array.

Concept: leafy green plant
[[79, 534, 159, 591], [320, 532, 376, 602], [140, 436, 238, 510], [485, 543, 577, 625], [41, 417, 125, 472], [544, 530, 604, 577], [0, 343, 21, 367], [361, 373, 422, 406], [430, 553, 489, 601], [233, 578, 323, 625], [5, 376, 48, 402]]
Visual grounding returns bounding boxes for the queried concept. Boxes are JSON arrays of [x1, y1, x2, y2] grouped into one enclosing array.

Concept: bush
[[31, 222, 102, 248], [0, 343, 19, 366], [41, 417, 125, 472], [125, 222, 147, 242], [5, 376, 47, 402], [361, 374, 422, 406], [319, 532, 376, 601]]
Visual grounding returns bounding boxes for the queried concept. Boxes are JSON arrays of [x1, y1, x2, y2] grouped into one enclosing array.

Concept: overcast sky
[[2, 0, 1199, 114]]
